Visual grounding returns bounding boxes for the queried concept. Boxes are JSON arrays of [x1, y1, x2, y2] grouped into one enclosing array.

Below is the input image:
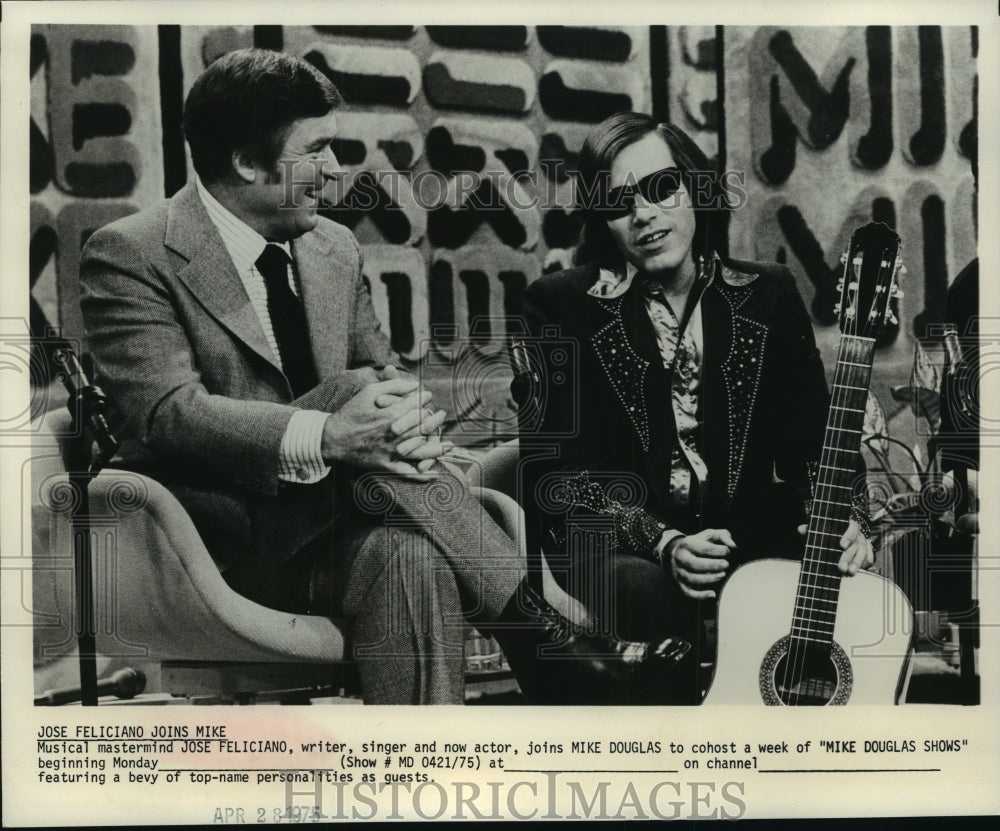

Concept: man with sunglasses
[[518, 113, 874, 703]]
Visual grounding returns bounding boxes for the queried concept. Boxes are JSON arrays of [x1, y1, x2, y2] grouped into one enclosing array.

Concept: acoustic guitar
[[703, 222, 913, 705]]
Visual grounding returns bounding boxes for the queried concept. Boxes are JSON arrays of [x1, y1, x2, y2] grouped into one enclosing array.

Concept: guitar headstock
[[834, 222, 903, 339]]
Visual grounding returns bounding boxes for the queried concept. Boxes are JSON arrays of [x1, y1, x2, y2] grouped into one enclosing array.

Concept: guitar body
[[702, 559, 913, 705]]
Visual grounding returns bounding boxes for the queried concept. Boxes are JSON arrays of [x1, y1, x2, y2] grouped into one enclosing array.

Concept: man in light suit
[[79, 48, 691, 705]]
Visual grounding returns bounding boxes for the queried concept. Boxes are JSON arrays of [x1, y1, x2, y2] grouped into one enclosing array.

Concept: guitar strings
[[788, 325, 863, 701], [784, 334, 857, 702], [782, 253, 876, 703], [794, 337, 862, 699], [783, 325, 846, 701], [794, 269, 860, 696]]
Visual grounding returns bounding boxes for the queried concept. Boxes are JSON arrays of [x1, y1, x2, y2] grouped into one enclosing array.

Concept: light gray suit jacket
[[79, 182, 394, 568]]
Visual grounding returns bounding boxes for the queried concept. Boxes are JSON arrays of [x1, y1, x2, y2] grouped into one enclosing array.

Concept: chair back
[[30, 409, 344, 667]]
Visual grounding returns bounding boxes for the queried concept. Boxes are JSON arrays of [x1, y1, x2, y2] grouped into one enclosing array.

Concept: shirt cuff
[[278, 410, 331, 484], [653, 529, 685, 567]]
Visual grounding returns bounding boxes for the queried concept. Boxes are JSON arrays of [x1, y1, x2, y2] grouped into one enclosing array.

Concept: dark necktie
[[255, 244, 317, 397]]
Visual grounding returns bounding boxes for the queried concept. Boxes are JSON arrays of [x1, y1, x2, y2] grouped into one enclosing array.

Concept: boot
[[483, 578, 694, 705]]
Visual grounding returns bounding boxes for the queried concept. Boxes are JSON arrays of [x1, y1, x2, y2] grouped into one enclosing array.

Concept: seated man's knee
[[353, 470, 474, 523], [345, 526, 459, 615]]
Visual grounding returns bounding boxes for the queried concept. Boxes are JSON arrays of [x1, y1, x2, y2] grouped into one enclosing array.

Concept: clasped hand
[[321, 366, 450, 479], [668, 521, 874, 600]]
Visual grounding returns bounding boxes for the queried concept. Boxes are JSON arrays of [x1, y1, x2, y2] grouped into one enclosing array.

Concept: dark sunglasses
[[598, 167, 685, 219]]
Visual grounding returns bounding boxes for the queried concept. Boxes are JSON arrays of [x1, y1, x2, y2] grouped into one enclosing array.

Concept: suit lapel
[[291, 229, 351, 379], [165, 183, 282, 375], [589, 286, 655, 452], [699, 281, 732, 509], [701, 265, 769, 505], [625, 283, 679, 514], [588, 281, 680, 513]]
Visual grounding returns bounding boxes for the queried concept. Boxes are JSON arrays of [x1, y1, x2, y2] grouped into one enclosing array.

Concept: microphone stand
[[53, 349, 118, 706]]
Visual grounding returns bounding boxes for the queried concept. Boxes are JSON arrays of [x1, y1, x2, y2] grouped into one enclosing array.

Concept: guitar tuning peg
[[840, 251, 848, 265], [890, 284, 904, 299], [898, 264, 907, 275], [833, 303, 841, 318], [836, 279, 844, 292], [886, 310, 898, 325]]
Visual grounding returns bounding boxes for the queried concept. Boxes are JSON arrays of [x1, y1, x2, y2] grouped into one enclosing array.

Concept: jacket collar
[[585, 254, 766, 507], [291, 226, 344, 381], [164, 182, 346, 385], [585, 253, 758, 300], [166, 183, 280, 374]]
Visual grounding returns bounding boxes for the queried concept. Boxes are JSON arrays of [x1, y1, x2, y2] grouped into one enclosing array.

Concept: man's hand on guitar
[[796, 519, 874, 576], [836, 519, 874, 575], [667, 529, 736, 600]]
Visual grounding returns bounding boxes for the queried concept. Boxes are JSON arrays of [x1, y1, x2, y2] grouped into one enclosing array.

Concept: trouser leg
[[222, 471, 524, 703], [342, 525, 467, 704], [547, 526, 695, 642], [551, 538, 704, 704], [350, 471, 525, 624]]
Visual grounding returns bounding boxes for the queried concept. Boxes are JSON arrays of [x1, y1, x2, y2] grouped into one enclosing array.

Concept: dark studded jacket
[[517, 256, 867, 578]]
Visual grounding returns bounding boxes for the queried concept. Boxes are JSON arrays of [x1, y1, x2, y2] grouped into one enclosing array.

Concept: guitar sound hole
[[774, 647, 837, 705], [759, 636, 853, 706]]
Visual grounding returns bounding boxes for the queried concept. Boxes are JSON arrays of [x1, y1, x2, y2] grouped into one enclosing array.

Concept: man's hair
[[574, 111, 732, 270], [183, 48, 342, 183]]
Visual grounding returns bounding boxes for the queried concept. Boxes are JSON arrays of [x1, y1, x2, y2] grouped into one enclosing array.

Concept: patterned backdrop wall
[[725, 26, 977, 408], [29, 24, 976, 449]]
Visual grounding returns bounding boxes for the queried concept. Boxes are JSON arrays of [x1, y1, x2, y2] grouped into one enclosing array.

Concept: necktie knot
[[256, 244, 291, 286]]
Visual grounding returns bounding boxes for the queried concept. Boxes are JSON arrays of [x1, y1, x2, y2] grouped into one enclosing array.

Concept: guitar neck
[[792, 335, 875, 648]]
